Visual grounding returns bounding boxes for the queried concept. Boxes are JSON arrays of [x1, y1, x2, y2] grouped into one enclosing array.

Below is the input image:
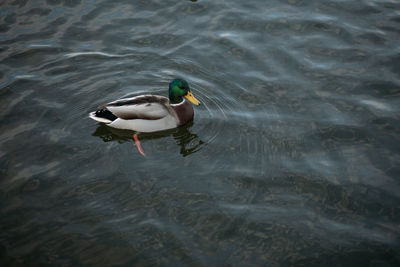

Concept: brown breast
[[171, 99, 194, 126]]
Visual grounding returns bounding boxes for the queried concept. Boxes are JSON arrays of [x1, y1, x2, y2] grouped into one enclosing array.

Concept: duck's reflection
[[91, 121, 204, 157]]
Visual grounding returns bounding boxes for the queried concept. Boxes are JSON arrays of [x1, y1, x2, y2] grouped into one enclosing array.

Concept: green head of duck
[[169, 79, 200, 105]]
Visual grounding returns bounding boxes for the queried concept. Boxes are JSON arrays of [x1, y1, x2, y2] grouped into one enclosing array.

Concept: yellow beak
[[185, 91, 200, 105]]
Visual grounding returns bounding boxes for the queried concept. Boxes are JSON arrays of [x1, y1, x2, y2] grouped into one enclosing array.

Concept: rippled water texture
[[1, 0, 400, 265]]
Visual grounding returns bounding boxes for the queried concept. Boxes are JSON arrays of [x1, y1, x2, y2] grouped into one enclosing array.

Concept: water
[[1, 0, 399, 265]]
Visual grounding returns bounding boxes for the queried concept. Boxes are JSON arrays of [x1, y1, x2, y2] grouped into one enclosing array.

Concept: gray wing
[[101, 95, 171, 120]]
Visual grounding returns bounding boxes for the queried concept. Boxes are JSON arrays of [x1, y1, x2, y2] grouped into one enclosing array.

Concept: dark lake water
[[1, 0, 400, 265]]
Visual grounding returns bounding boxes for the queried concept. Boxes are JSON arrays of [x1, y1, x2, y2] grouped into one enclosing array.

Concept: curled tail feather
[[89, 109, 117, 123]]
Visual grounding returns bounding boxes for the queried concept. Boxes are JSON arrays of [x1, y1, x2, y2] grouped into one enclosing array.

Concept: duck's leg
[[133, 134, 146, 157]]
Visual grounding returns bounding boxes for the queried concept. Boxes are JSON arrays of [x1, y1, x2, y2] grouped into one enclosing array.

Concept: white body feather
[[89, 95, 182, 132], [108, 116, 178, 132]]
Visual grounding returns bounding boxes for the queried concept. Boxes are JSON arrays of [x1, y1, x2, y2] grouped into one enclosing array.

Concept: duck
[[89, 79, 200, 156]]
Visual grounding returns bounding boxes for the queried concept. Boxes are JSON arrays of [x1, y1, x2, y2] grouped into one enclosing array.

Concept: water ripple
[[64, 51, 133, 58]]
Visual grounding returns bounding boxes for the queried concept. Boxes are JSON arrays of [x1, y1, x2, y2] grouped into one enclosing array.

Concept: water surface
[[1, 0, 400, 265]]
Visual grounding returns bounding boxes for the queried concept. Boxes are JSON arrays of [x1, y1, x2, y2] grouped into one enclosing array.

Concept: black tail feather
[[95, 109, 118, 121]]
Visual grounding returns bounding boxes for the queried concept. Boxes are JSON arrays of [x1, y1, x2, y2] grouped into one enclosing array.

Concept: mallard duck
[[89, 79, 200, 156], [89, 79, 200, 132]]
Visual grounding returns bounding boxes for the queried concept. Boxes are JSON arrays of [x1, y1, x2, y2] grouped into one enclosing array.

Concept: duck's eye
[[179, 86, 184, 89]]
